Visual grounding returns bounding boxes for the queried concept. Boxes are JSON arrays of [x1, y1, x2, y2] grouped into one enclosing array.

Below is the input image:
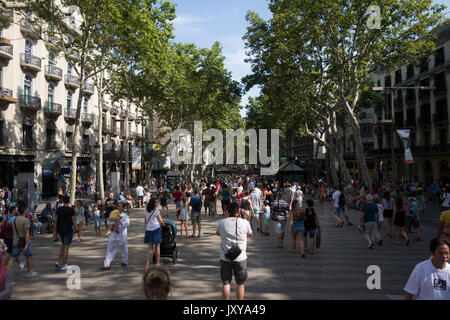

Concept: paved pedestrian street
[[9, 197, 442, 300]]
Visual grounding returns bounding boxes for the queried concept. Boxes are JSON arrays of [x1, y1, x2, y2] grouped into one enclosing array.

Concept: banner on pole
[[132, 147, 142, 170], [396, 129, 414, 165]]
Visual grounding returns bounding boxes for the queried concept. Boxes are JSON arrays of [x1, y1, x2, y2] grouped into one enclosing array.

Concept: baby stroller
[[153, 222, 179, 265]]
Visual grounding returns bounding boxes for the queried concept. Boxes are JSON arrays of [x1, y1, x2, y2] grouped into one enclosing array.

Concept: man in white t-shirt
[[216, 201, 253, 300], [331, 186, 343, 228], [404, 238, 450, 300], [136, 184, 145, 208]]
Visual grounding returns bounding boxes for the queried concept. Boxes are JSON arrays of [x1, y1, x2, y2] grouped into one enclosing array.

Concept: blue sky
[[170, 0, 271, 116], [170, 0, 450, 117]]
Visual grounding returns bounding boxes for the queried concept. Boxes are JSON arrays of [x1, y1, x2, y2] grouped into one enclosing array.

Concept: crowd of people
[[0, 175, 449, 300]]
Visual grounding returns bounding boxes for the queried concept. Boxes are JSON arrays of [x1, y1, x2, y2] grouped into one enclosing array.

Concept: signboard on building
[[396, 130, 414, 165], [131, 147, 142, 170]]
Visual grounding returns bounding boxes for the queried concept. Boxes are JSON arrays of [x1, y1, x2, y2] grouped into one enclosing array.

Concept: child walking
[[93, 205, 101, 236]]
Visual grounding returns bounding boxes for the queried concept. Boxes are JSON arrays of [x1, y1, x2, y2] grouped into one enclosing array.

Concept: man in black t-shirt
[[53, 196, 78, 271]]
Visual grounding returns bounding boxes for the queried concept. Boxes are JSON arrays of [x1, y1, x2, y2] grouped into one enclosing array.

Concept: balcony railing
[[0, 87, 13, 98], [20, 19, 40, 38], [0, 8, 14, 21], [65, 74, 80, 87], [19, 95, 41, 111], [64, 108, 77, 120], [20, 53, 41, 71], [433, 113, 448, 124], [102, 124, 110, 134], [81, 112, 94, 124], [44, 102, 62, 116], [111, 126, 119, 136], [83, 82, 95, 94], [45, 64, 63, 80], [418, 116, 431, 125], [0, 43, 13, 59]]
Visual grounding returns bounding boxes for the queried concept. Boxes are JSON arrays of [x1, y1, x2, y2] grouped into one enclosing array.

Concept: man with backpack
[[7, 205, 38, 278], [406, 192, 422, 242], [189, 190, 202, 238], [0, 206, 17, 267]]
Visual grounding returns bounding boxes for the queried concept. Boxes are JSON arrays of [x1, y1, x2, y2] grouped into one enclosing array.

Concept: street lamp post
[[372, 85, 435, 182]]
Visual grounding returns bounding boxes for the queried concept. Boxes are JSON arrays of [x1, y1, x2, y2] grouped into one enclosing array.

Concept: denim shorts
[[59, 233, 73, 245], [304, 228, 316, 238], [291, 220, 305, 233], [144, 229, 162, 244], [220, 259, 248, 285], [12, 242, 33, 258], [333, 207, 341, 216], [274, 221, 286, 234]]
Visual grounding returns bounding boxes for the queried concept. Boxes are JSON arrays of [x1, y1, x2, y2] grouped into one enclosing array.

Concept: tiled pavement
[[8, 196, 443, 300]]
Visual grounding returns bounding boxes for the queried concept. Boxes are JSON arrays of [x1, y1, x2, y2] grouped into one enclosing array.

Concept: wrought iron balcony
[[0, 87, 16, 110], [0, 8, 14, 23], [81, 112, 94, 126], [44, 102, 62, 118], [433, 113, 448, 124], [111, 126, 119, 136], [19, 95, 41, 113], [0, 41, 13, 60], [64, 108, 77, 123], [20, 53, 41, 72], [65, 74, 80, 88], [418, 116, 431, 126], [45, 64, 63, 82], [102, 124, 110, 134], [82, 82, 95, 95], [110, 106, 119, 115], [20, 18, 40, 39]]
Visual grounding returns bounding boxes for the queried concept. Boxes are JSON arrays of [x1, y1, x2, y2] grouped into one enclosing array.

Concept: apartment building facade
[[0, 7, 151, 197], [367, 23, 450, 184]]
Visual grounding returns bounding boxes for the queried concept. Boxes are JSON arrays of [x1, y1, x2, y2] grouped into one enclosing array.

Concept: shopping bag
[[315, 226, 321, 249]]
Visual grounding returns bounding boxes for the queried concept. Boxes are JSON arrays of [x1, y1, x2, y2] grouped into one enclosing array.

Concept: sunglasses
[[443, 232, 450, 237]]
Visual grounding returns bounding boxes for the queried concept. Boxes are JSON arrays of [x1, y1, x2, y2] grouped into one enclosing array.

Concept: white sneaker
[[19, 261, 26, 270], [26, 271, 39, 278], [55, 261, 60, 268], [59, 265, 70, 271]]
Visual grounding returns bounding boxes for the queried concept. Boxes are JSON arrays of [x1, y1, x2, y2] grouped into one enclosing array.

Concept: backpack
[[193, 197, 202, 211], [0, 215, 13, 240], [338, 193, 346, 207], [409, 199, 419, 214]]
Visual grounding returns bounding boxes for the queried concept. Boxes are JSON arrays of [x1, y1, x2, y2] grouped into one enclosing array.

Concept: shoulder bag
[[14, 219, 27, 250], [224, 219, 242, 261]]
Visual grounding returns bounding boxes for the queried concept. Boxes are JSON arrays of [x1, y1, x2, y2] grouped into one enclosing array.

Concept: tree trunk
[[348, 112, 372, 188], [125, 100, 130, 194], [97, 69, 105, 200], [69, 70, 85, 205]]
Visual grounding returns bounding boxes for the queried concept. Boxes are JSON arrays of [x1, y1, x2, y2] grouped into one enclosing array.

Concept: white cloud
[[173, 14, 214, 26]]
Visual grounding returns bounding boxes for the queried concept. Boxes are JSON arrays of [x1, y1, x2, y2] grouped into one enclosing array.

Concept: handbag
[[224, 219, 242, 261], [315, 225, 321, 249], [14, 219, 27, 250]]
